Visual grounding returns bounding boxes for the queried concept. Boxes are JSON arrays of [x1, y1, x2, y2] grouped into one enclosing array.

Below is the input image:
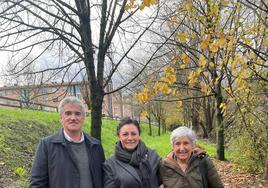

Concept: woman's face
[[172, 136, 193, 162], [118, 123, 140, 151]]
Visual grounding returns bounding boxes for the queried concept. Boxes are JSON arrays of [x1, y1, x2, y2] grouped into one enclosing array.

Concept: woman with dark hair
[[103, 117, 161, 188]]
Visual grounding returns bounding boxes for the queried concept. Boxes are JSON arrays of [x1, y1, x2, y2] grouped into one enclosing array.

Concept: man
[[30, 96, 105, 188]]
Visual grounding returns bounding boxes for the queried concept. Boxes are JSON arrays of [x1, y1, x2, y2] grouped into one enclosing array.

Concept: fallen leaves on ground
[[212, 158, 268, 188]]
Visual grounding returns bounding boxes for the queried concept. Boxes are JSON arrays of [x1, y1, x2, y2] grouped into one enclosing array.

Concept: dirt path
[[212, 159, 268, 188]]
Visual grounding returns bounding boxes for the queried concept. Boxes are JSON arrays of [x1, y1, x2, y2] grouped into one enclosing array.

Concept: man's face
[[60, 103, 84, 135]]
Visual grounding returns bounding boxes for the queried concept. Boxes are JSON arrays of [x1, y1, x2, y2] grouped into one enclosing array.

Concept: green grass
[[197, 140, 231, 159], [197, 140, 217, 157], [0, 108, 61, 187]]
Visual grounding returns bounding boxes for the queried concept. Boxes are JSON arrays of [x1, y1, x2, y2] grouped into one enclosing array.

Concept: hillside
[[0, 108, 61, 187]]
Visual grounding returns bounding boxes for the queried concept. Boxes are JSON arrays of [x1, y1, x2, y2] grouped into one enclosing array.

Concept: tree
[[137, 0, 268, 162], [150, 100, 167, 136], [0, 0, 164, 140], [238, 0, 268, 179]]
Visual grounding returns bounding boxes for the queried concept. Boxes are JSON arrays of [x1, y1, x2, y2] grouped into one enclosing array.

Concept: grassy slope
[[0, 108, 60, 185]]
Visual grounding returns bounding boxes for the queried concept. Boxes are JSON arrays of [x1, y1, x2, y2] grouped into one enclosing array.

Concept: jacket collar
[[162, 151, 199, 173], [113, 156, 142, 184], [63, 130, 84, 143], [164, 151, 198, 163], [50, 128, 100, 146], [163, 151, 179, 169]]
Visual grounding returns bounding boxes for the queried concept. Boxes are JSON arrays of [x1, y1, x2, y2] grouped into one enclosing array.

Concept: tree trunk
[[81, 80, 91, 110], [183, 100, 191, 127], [215, 83, 225, 160], [148, 116, 152, 136], [191, 102, 199, 131], [265, 124, 268, 180], [162, 119, 166, 134], [119, 91, 123, 118], [203, 97, 214, 139], [265, 162, 268, 180], [90, 81, 104, 140], [107, 81, 113, 118], [158, 118, 161, 136], [199, 121, 208, 139], [75, 0, 105, 140]]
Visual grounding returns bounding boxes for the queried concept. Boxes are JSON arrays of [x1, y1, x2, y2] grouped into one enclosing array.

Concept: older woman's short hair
[[58, 96, 86, 117], [170, 126, 197, 146]]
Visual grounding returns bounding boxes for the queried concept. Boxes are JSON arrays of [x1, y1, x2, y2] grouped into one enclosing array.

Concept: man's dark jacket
[[30, 128, 105, 188]]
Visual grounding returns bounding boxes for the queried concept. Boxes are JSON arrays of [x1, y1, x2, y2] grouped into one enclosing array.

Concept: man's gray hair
[[58, 96, 86, 116], [170, 126, 197, 146]]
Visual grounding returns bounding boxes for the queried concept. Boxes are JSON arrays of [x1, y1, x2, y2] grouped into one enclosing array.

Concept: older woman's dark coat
[[160, 152, 224, 188], [103, 149, 161, 188]]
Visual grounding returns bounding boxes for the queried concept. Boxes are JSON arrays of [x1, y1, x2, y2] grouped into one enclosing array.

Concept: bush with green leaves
[[227, 117, 267, 173]]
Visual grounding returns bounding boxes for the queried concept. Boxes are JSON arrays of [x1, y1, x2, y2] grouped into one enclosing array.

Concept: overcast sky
[[0, 3, 159, 89]]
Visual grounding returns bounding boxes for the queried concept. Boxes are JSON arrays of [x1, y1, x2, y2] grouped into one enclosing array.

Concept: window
[[40, 88, 48, 94], [52, 96, 58, 102], [51, 87, 57, 93], [68, 85, 81, 97], [42, 96, 48, 102], [20, 89, 30, 102]]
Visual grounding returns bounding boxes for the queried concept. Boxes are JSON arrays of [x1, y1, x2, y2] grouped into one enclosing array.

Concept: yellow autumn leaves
[[136, 87, 151, 103], [134, 0, 264, 119], [176, 32, 188, 44], [188, 68, 202, 87], [161, 66, 176, 85], [180, 53, 190, 68], [136, 66, 176, 103], [200, 31, 237, 53], [199, 55, 206, 68], [125, 0, 158, 11], [219, 102, 227, 115]]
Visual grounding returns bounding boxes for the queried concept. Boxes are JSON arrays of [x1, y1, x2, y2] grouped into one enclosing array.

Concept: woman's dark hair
[[117, 117, 141, 135]]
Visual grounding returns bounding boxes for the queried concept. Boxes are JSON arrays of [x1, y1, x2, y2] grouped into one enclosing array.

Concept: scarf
[[115, 141, 151, 188]]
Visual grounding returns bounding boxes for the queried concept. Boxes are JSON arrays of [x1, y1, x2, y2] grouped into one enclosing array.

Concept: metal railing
[[0, 96, 58, 112]]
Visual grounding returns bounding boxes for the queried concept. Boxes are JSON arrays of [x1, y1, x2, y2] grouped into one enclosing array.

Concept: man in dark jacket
[[30, 96, 105, 188]]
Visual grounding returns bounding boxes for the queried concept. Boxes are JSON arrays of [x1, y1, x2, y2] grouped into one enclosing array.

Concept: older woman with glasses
[[160, 126, 223, 188]]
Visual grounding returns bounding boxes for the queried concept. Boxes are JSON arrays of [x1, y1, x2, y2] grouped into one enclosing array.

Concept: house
[[0, 81, 137, 119]]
